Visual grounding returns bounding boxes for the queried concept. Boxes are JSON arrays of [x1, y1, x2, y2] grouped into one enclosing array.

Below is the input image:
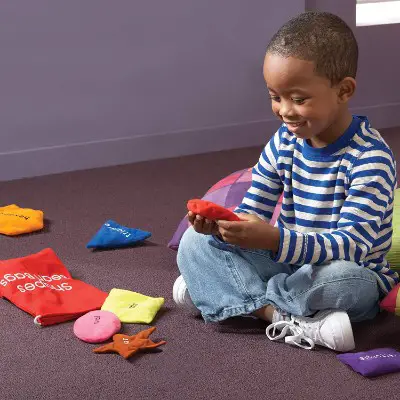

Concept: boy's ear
[[337, 77, 356, 103]]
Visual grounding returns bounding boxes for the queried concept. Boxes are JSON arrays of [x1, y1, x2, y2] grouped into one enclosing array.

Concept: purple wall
[[312, 0, 400, 128], [1, 0, 399, 180], [0, 0, 305, 180]]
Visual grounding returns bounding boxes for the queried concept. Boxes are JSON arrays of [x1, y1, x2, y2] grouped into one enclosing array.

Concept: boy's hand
[[216, 213, 280, 252], [188, 211, 219, 235]]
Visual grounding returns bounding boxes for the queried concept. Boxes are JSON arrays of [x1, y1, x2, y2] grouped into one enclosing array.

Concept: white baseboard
[[1, 102, 399, 181], [0, 118, 279, 181], [351, 102, 400, 129]]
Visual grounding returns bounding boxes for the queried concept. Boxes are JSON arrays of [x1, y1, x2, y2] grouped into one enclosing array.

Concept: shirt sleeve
[[234, 127, 284, 223], [274, 145, 397, 265]]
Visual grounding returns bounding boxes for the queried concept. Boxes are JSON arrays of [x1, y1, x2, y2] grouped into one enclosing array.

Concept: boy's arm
[[273, 145, 396, 267], [235, 128, 283, 223]]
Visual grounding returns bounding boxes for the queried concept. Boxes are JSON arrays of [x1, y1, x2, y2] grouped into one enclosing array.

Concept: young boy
[[173, 11, 399, 351]]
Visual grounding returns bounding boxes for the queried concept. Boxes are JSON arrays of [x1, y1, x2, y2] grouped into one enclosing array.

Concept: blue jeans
[[177, 227, 381, 323]]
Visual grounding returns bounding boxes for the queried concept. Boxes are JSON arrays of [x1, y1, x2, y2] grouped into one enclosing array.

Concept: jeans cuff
[[201, 297, 269, 322]]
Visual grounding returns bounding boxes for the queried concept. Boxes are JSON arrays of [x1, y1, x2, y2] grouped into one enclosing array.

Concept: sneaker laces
[[266, 317, 315, 350]]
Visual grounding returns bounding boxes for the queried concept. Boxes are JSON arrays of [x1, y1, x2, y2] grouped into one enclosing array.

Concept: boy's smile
[[263, 53, 355, 148]]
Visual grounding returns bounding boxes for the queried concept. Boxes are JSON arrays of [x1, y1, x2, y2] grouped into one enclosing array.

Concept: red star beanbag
[[187, 199, 241, 221]]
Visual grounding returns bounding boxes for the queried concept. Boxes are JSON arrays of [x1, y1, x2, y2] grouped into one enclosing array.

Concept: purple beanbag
[[73, 310, 121, 343], [337, 348, 400, 377]]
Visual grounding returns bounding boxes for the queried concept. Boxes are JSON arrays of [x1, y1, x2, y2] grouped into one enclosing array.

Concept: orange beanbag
[[187, 199, 241, 221], [0, 204, 44, 236]]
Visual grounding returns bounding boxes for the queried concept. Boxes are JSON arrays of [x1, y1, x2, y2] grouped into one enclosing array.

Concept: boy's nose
[[278, 101, 296, 119]]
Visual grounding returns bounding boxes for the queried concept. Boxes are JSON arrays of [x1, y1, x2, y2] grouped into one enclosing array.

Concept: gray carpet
[[1, 141, 400, 400]]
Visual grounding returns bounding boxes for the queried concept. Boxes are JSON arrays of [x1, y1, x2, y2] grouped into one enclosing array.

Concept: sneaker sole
[[173, 275, 199, 313], [172, 275, 187, 306], [330, 311, 355, 352]]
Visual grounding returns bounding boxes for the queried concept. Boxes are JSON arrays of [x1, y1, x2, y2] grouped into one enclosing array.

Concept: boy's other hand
[[216, 213, 280, 252], [188, 211, 219, 235]]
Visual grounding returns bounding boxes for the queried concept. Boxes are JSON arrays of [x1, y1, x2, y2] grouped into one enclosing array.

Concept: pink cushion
[[168, 168, 283, 250], [73, 310, 121, 343]]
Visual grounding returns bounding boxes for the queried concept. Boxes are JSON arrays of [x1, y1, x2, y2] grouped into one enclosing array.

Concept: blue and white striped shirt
[[236, 116, 399, 293]]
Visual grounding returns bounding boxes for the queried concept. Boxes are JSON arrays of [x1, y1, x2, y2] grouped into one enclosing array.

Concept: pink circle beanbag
[[73, 310, 121, 343]]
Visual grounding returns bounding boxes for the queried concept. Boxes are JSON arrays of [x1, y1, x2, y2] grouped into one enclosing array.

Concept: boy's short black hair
[[266, 11, 358, 84]]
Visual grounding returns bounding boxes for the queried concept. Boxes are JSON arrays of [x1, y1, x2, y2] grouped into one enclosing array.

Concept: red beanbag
[[380, 283, 400, 315], [187, 199, 241, 221]]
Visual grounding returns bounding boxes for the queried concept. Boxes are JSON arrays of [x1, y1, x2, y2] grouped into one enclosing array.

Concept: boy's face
[[263, 53, 350, 144]]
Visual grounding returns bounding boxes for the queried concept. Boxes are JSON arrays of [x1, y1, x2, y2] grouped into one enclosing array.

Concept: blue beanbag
[[87, 220, 152, 249]]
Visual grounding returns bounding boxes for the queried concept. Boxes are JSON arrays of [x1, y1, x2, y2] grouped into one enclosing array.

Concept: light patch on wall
[[356, 0, 400, 26]]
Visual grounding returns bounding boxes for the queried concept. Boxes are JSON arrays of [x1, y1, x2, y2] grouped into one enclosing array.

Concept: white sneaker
[[266, 309, 355, 352], [173, 275, 198, 312]]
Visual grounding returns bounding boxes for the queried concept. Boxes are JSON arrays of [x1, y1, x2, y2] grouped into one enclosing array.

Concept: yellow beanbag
[[101, 288, 164, 324], [0, 204, 44, 236]]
